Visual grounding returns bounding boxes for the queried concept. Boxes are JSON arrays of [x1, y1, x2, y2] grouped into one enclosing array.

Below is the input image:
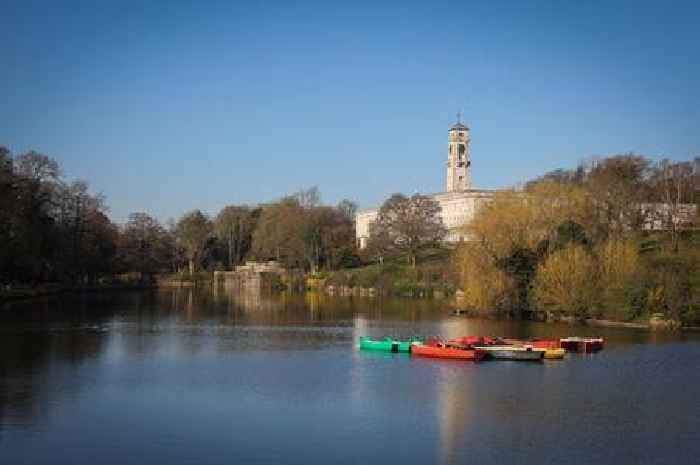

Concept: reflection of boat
[[560, 337, 604, 352], [359, 336, 421, 353], [473, 345, 545, 361], [410, 342, 487, 361]]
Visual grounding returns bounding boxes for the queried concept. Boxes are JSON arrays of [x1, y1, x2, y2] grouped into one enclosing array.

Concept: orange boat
[[411, 341, 487, 361]]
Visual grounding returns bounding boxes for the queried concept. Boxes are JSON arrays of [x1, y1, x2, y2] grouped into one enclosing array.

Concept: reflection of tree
[[0, 296, 110, 432]]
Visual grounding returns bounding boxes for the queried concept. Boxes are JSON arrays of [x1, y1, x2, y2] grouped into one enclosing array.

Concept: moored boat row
[[359, 335, 604, 361]]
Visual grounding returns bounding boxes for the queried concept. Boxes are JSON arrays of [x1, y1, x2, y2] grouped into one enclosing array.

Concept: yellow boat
[[543, 348, 566, 359]]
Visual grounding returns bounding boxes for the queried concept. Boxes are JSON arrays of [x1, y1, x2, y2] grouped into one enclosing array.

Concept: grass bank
[[319, 248, 458, 297]]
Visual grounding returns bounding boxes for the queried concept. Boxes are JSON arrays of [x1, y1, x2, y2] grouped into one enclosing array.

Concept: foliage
[[251, 194, 357, 272], [531, 244, 600, 318], [458, 153, 699, 324], [455, 243, 512, 311]]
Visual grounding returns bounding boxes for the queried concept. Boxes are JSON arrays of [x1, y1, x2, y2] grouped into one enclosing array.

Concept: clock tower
[[446, 114, 471, 192]]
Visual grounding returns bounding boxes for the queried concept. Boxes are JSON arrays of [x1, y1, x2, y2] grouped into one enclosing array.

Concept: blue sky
[[2, 0, 698, 222]]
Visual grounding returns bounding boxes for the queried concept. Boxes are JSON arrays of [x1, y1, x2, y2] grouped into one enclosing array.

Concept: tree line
[[456, 154, 699, 324], [0, 148, 359, 285]]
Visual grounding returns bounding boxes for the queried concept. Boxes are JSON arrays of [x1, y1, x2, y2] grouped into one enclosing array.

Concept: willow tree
[[461, 180, 596, 312], [531, 244, 600, 318]]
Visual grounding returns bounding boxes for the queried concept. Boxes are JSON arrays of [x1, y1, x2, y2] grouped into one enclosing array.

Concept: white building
[[356, 117, 497, 249]]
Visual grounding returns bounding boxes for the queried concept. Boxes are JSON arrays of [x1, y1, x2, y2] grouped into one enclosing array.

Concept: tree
[[251, 198, 306, 268], [52, 180, 114, 282], [596, 239, 642, 320], [15, 150, 61, 183], [175, 210, 212, 275], [531, 244, 600, 318], [463, 182, 595, 312], [455, 243, 512, 311], [214, 205, 257, 269], [370, 193, 446, 267], [584, 154, 651, 238], [648, 159, 696, 252], [293, 186, 321, 208], [10, 151, 62, 280], [336, 199, 358, 221], [118, 213, 174, 278]]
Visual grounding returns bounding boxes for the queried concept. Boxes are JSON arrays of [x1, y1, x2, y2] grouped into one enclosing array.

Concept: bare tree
[[214, 205, 257, 269], [294, 186, 321, 208], [370, 193, 446, 267], [584, 154, 651, 238], [175, 210, 212, 275], [649, 160, 695, 252]]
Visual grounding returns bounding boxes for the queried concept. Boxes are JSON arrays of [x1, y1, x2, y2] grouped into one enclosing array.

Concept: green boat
[[359, 336, 421, 353]]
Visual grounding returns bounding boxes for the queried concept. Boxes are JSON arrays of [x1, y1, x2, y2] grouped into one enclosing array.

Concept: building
[[356, 116, 497, 249]]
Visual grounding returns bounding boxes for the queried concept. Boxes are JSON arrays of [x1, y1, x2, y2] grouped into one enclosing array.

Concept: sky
[[1, 0, 699, 222]]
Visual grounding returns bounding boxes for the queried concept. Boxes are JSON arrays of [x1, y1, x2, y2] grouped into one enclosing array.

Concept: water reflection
[[1, 289, 699, 465]]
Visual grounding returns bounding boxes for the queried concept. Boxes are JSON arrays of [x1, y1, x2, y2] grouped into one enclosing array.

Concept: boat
[[502, 338, 560, 349], [410, 341, 487, 361], [543, 348, 566, 359], [560, 337, 604, 353], [359, 336, 421, 353], [447, 335, 501, 347], [473, 345, 545, 361]]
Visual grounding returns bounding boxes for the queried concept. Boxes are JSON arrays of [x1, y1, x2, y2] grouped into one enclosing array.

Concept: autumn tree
[[369, 193, 446, 268], [175, 210, 212, 275]]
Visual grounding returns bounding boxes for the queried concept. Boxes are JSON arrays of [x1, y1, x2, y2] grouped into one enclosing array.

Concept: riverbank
[[318, 248, 458, 297]]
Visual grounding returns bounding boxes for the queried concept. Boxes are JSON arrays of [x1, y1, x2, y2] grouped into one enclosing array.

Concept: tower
[[446, 113, 471, 192]]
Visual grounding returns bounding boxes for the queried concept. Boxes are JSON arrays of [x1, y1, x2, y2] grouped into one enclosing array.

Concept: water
[[1, 289, 699, 465]]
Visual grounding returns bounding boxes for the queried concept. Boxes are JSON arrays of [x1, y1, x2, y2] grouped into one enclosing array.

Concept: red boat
[[411, 341, 487, 361], [502, 338, 561, 349], [447, 335, 500, 347], [560, 337, 604, 352]]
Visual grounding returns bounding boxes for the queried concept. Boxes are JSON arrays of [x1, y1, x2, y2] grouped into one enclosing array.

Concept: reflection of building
[[356, 116, 498, 248]]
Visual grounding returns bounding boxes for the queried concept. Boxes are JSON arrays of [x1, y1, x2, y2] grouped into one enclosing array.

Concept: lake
[[1, 289, 699, 465]]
